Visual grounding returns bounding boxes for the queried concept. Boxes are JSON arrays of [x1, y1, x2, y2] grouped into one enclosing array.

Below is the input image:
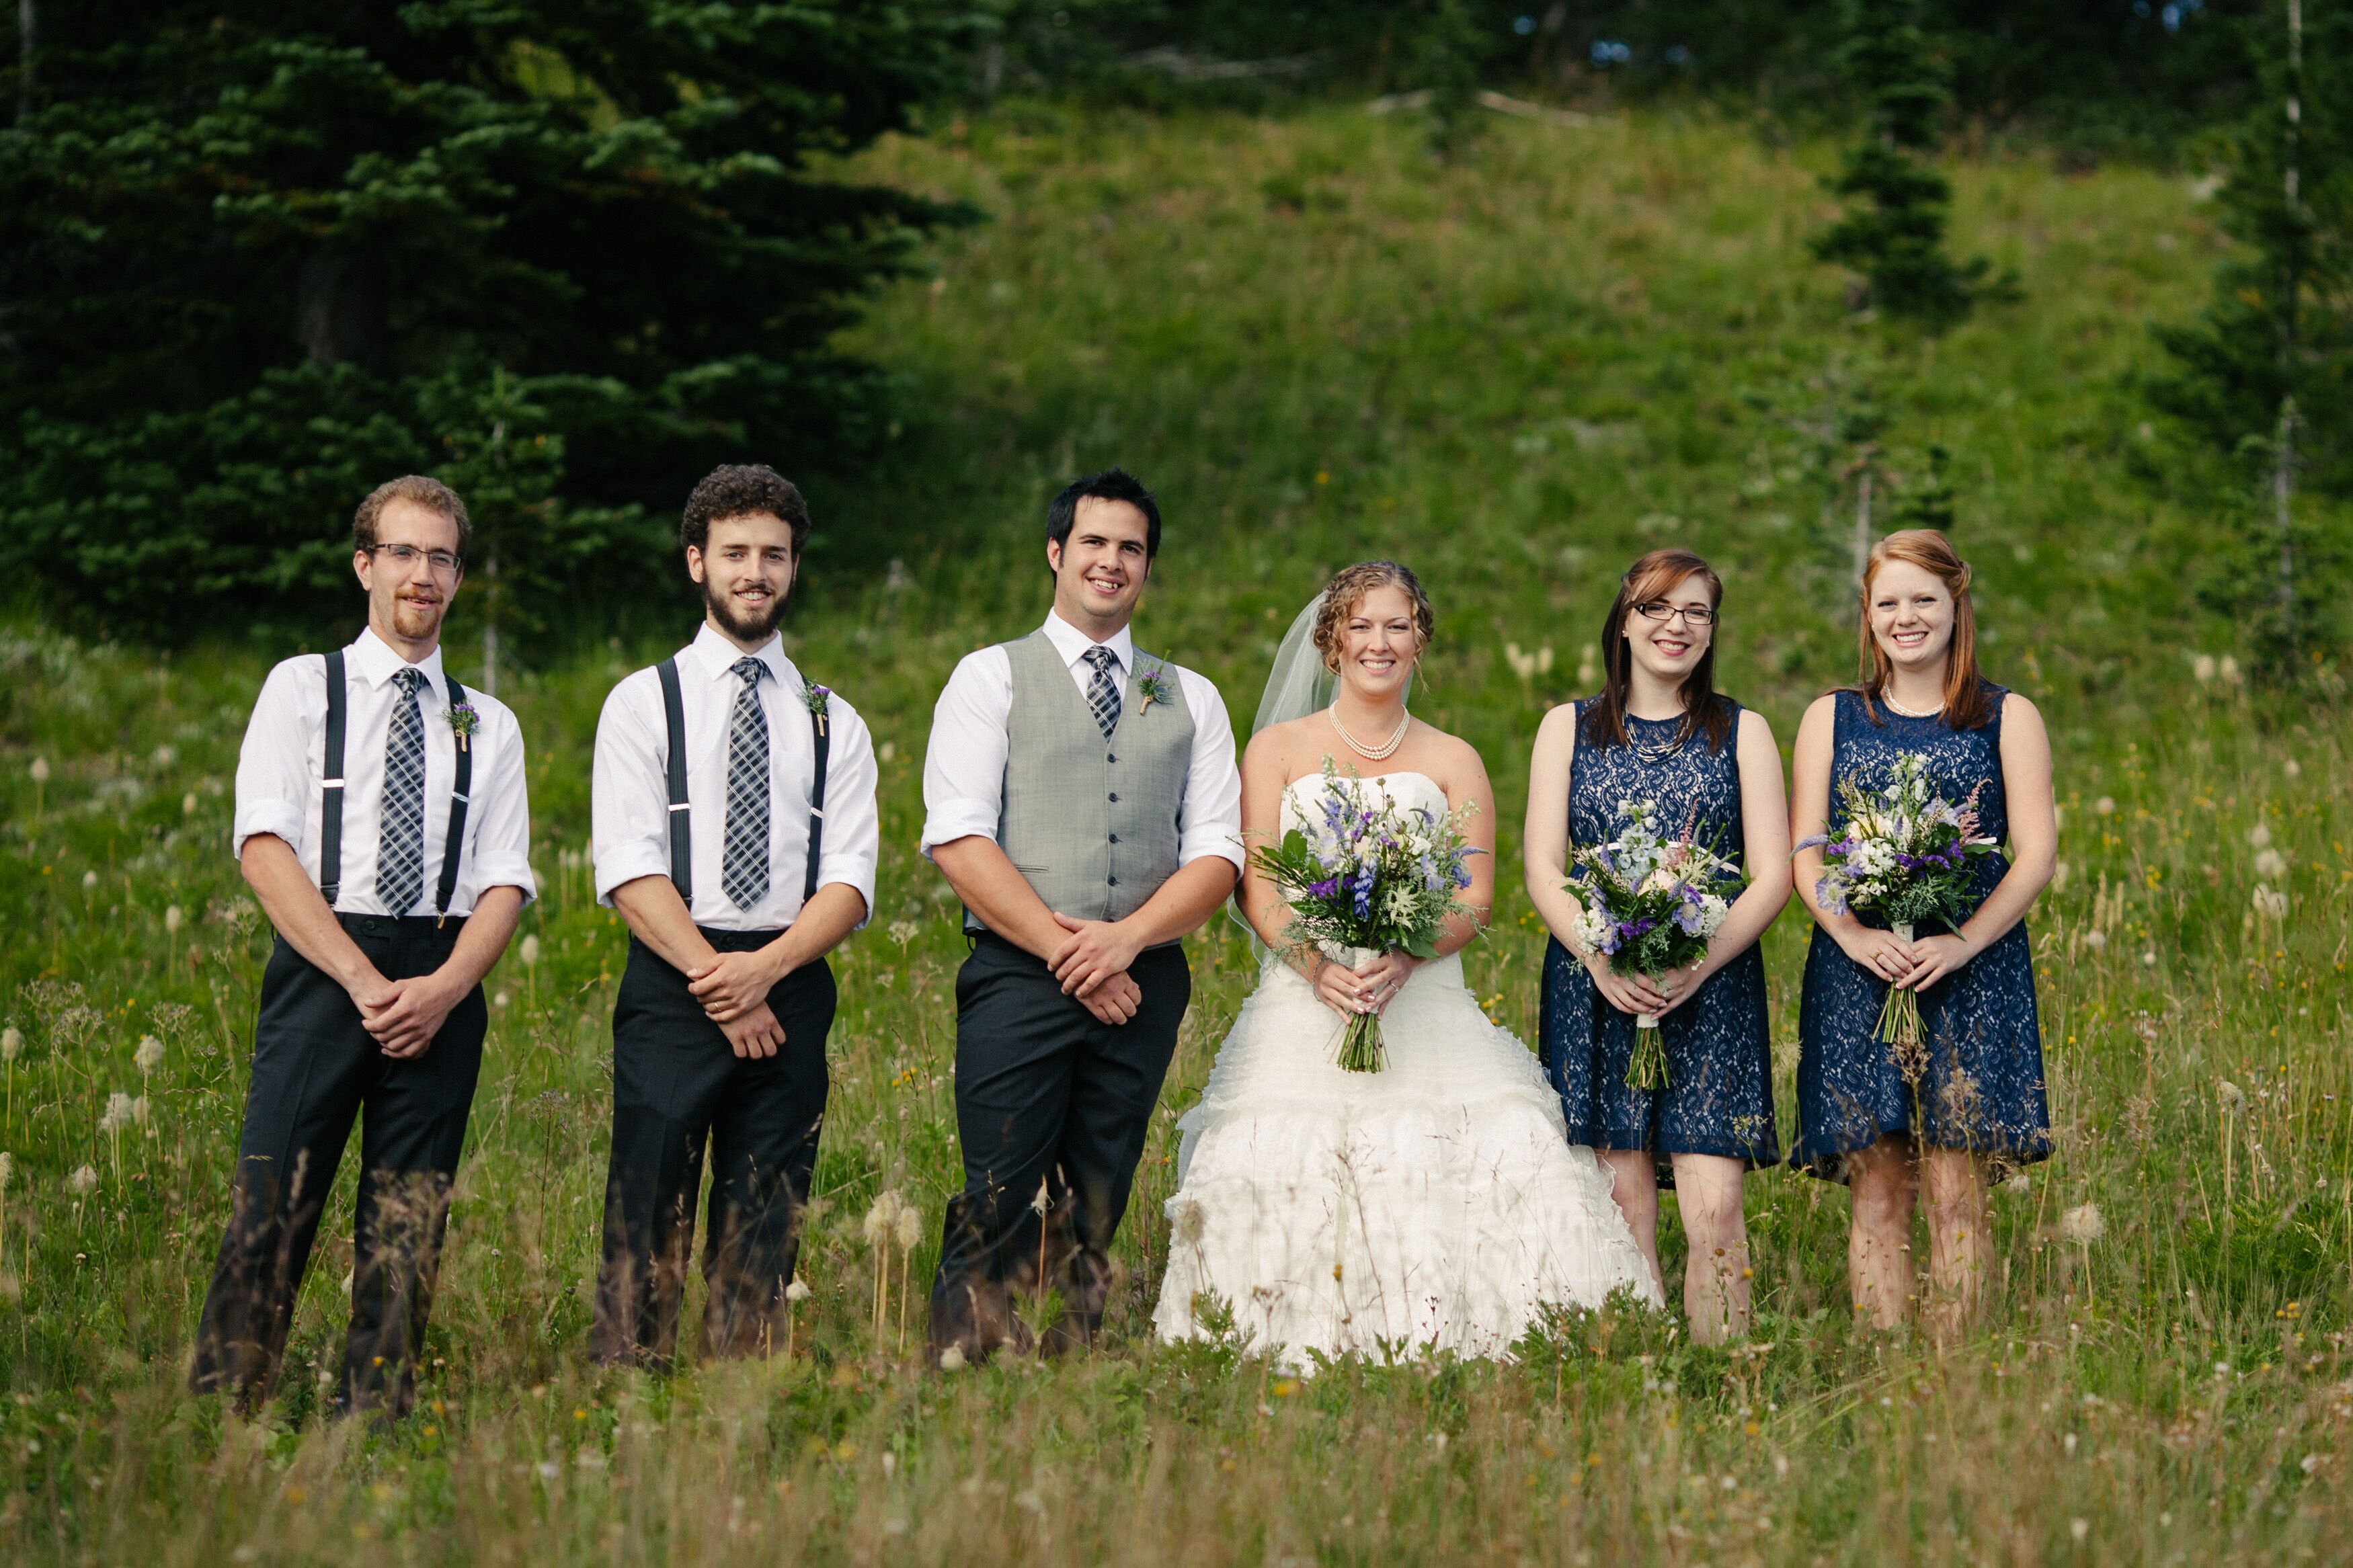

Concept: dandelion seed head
[[863, 1189, 904, 1245], [163, 905, 183, 936], [939, 1344, 966, 1372], [2284, 757, 2301, 778], [2254, 848, 2286, 878], [2192, 653, 2216, 683], [134, 1036, 163, 1075], [1, 1026, 19, 1063], [130, 1095, 149, 1127], [2249, 822, 2273, 848], [67, 1165, 97, 1196], [2082, 930, 2107, 951], [2094, 796, 2115, 816], [2251, 884, 2289, 920], [2060, 1203, 2105, 1245], [2070, 1518, 2089, 1542], [894, 1202, 922, 1251], [81, 870, 97, 891], [99, 1091, 134, 1133], [182, 793, 198, 817], [785, 1277, 811, 1304], [29, 757, 50, 784], [2218, 1079, 2245, 1110], [0, 1152, 11, 1192], [519, 934, 541, 968]]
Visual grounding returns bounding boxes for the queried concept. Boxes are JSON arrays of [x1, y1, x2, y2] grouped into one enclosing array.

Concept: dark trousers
[[591, 930, 835, 1369], [190, 915, 487, 1417], [929, 934, 1190, 1357]]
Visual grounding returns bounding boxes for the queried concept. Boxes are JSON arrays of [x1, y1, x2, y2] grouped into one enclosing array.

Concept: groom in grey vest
[[920, 469, 1242, 1359]]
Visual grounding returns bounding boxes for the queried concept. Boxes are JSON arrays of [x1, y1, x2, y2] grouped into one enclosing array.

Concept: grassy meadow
[[3, 100, 2351, 1563]]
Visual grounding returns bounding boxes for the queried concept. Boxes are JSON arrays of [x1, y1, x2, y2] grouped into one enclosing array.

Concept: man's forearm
[[930, 836, 1070, 960], [437, 886, 524, 994], [610, 876, 721, 975], [760, 882, 867, 980], [241, 834, 380, 993], [1115, 856, 1239, 951]]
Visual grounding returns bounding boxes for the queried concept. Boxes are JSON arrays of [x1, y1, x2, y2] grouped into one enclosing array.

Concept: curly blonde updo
[[1312, 561, 1435, 674]]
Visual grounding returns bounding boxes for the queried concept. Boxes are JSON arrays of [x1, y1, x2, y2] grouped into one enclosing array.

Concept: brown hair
[[1856, 528, 1995, 730], [1584, 548, 1734, 753], [1313, 561, 1435, 673], [682, 463, 810, 555], [353, 475, 472, 561]]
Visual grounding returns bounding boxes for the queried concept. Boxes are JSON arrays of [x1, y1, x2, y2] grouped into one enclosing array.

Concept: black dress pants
[[591, 930, 835, 1369], [929, 934, 1190, 1357], [190, 915, 487, 1417]]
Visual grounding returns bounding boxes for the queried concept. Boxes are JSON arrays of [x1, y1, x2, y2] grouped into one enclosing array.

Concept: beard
[[388, 591, 445, 642], [703, 577, 786, 643]]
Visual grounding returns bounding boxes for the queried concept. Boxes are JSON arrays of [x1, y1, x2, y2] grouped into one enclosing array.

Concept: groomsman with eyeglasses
[[589, 464, 880, 1368], [192, 476, 537, 1417]]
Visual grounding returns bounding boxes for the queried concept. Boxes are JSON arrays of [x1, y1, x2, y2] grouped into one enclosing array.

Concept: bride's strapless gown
[[1152, 770, 1661, 1366]]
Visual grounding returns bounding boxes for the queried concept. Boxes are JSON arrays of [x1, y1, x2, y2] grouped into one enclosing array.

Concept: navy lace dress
[[1792, 686, 2050, 1180], [1538, 701, 1779, 1184]]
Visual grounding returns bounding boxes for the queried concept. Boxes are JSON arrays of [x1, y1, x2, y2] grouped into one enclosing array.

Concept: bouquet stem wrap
[[1627, 1009, 1667, 1091], [1876, 921, 1927, 1083], [1322, 944, 1388, 1073]]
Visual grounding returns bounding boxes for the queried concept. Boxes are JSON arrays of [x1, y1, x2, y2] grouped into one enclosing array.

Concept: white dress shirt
[[233, 626, 537, 916], [593, 623, 880, 932], [920, 610, 1244, 872]]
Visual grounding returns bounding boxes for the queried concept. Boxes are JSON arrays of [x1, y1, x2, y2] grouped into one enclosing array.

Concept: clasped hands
[[686, 947, 791, 1059], [1583, 954, 1710, 1020], [1049, 912, 1145, 1026], [1312, 950, 1421, 1020], [352, 969, 463, 1060], [1839, 925, 1978, 991]]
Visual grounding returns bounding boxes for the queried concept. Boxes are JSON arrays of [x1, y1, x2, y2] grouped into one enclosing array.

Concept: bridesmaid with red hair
[[1790, 530, 2057, 1339]]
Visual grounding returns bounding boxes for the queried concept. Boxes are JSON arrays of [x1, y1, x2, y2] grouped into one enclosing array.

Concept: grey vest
[[967, 630, 1195, 935]]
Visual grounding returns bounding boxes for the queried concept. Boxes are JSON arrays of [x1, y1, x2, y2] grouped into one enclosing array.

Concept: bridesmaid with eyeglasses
[[1526, 548, 1792, 1344], [1790, 529, 2056, 1340]]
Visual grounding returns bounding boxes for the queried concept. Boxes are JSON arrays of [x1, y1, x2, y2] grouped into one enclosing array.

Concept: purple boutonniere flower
[[801, 682, 832, 723], [1135, 662, 1174, 712], [446, 701, 481, 751]]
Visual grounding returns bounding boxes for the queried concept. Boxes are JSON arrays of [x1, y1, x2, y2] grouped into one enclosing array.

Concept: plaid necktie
[[1082, 645, 1122, 741], [376, 667, 428, 914], [721, 657, 772, 911]]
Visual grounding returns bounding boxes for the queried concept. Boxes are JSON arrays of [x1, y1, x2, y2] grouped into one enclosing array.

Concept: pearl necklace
[[1881, 690, 1943, 718], [1328, 704, 1411, 761]]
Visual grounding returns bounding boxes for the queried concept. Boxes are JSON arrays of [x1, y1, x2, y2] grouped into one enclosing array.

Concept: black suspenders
[[655, 657, 831, 909], [318, 651, 473, 921]]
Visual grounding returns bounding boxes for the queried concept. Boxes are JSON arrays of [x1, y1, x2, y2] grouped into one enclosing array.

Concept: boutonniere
[[446, 701, 481, 751], [1135, 666, 1174, 712], [801, 681, 832, 730]]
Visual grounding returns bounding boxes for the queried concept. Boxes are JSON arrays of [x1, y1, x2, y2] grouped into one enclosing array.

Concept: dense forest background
[[0, 0, 2339, 667]]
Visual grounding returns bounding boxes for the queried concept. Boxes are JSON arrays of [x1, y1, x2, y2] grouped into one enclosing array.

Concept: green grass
[[2, 100, 2350, 1563]]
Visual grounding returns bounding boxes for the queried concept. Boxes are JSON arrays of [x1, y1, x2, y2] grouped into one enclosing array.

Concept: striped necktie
[[721, 657, 772, 911], [376, 667, 428, 914], [1082, 645, 1121, 740]]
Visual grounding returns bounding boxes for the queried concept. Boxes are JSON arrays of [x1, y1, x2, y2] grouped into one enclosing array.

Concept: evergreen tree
[[1810, 0, 2005, 330], [0, 3, 975, 637], [2152, 0, 2352, 679]]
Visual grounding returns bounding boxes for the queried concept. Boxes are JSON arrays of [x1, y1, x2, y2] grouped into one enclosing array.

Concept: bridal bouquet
[[1249, 759, 1480, 1073], [1566, 798, 1745, 1089], [1800, 753, 1999, 1082]]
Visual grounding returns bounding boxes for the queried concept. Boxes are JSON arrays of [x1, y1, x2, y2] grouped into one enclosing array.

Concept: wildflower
[[1, 1026, 19, 1063], [894, 1201, 923, 1253], [135, 1036, 164, 1076], [2249, 822, 2273, 849], [182, 793, 198, 817], [939, 1344, 967, 1372], [130, 1096, 149, 1127], [888, 919, 920, 947], [163, 905, 183, 936], [785, 1278, 811, 1304], [81, 870, 97, 891], [2094, 796, 2115, 816], [29, 757, 49, 784], [2251, 884, 2288, 921], [2083, 930, 2107, 951], [519, 934, 541, 968], [2217, 1079, 2245, 1111], [2284, 757, 2301, 778], [863, 1190, 905, 1246], [67, 1165, 97, 1196], [99, 1092, 134, 1133], [2219, 654, 2241, 683], [2254, 848, 2287, 879], [493, 991, 511, 1009], [2060, 1203, 2105, 1245], [2192, 653, 2216, 683]]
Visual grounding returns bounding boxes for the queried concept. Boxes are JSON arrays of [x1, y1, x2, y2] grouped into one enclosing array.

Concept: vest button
[[1107, 753, 1117, 764], [1109, 833, 1119, 844], [1107, 875, 1119, 886], [1108, 792, 1119, 802]]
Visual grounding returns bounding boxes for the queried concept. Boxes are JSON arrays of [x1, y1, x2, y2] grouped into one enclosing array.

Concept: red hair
[[1856, 529, 1995, 730]]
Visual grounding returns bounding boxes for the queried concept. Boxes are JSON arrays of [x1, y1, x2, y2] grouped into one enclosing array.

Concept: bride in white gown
[[1152, 563, 1657, 1365]]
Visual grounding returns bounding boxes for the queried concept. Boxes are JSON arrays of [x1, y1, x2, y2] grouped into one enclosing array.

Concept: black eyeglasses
[[1631, 600, 1715, 627], [366, 543, 464, 578]]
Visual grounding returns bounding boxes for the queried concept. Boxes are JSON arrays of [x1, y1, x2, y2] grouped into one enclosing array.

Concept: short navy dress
[[1538, 700, 1780, 1183], [1792, 686, 2050, 1180]]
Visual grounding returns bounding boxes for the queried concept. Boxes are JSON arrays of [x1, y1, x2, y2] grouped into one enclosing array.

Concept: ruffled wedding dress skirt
[[1152, 948, 1661, 1367]]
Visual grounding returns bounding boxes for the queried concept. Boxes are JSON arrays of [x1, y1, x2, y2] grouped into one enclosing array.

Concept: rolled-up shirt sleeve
[[1176, 669, 1245, 872], [232, 657, 313, 862], [918, 648, 1013, 858], [816, 699, 881, 925], [467, 704, 537, 903], [592, 674, 674, 905]]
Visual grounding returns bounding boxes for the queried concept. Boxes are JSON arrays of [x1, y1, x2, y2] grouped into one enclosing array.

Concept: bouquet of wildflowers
[[1800, 752, 1999, 1081], [1566, 798, 1745, 1089], [1249, 759, 1480, 1072]]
